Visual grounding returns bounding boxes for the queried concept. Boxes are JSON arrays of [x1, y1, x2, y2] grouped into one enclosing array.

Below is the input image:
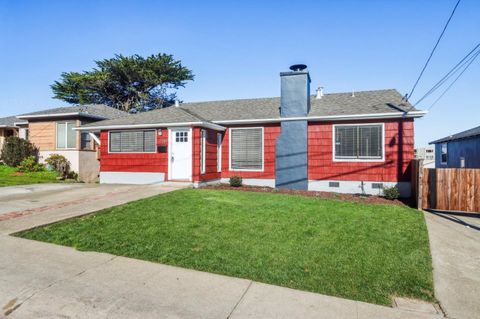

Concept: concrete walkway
[[0, 183, 188, 235], [0, 235, 443, 319], [425, 211, 480, 319]]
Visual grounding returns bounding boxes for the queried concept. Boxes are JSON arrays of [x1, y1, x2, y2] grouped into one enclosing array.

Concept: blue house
[[430, 125, 480, 168]]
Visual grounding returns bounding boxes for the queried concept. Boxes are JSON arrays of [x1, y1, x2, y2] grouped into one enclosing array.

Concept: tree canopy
[[51, 54, 194, 111]]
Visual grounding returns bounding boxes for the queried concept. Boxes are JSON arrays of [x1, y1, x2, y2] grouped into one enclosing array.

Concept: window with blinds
[[109, 130, 156, 153], [230, 128, 263, 170], [334, 124, 383, 160]]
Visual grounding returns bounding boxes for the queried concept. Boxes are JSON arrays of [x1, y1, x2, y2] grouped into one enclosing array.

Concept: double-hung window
[[229, 127, 263, 171], [57, 121, 76, 149], [441, 143, 448, 165], [109, 130, 156, 153], [334, 124, 383, 160]]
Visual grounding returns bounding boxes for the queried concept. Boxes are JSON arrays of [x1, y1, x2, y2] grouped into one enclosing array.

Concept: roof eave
[[212, 110, 428, 125], [430, 133, 480, 145]]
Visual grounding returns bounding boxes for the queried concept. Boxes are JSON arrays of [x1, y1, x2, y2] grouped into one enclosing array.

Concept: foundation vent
[[329, 181, 340, 188]]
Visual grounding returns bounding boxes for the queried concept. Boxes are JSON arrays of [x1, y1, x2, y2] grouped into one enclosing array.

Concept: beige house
[[17, 105, 126, 182], [0, 116, 28, 154]]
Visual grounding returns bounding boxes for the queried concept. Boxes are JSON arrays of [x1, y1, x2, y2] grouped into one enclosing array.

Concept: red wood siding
[[99, 129, 169, 174], [98, 119, 414, 184], [192, 128, 222, 182], [220, 124, 280, 179], [308, 119, 414, 182]]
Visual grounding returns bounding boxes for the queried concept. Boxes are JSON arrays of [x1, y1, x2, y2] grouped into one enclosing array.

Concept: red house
[[78, 65, 426, 197]]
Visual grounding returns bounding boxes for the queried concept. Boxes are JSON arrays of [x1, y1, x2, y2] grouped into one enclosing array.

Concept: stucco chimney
[[279, 64, 311, 117], [275, 65, 310, 190]]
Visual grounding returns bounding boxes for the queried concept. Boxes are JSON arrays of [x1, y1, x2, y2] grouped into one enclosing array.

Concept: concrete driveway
[[425, 211, 480, 319], [0, 182, 188, 235]]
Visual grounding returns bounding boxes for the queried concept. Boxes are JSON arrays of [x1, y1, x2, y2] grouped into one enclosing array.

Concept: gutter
[[73, 110, 426, 131], [74, 121, 227, 132], [0, 122, 28, 129], [212, 110, 428, 125]]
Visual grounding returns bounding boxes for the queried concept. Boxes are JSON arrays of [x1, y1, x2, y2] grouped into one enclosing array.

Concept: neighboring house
[[430, 125, 480, 168], [0, 116, 28, 154], [17, 105, 127, 182], [414, 147, 435, 168], [78, 65, 427, 197]]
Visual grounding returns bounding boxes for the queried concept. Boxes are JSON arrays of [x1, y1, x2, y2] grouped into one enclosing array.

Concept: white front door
[[169, 128, 192, 180]]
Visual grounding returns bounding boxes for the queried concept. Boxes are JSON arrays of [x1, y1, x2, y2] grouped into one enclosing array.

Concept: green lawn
[[16, 189, 434, 305], [0, 165, 59, 187]]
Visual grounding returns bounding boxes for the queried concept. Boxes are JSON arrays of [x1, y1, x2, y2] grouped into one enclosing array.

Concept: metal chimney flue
[[289, 64, 308, 72], [316, 87, 324, 99]]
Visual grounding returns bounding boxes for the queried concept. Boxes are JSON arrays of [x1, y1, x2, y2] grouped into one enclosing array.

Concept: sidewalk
[[1, 235, 443, 319], [425, 211, 480, 319]]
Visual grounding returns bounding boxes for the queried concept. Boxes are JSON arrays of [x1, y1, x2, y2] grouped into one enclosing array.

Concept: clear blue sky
[[0, 0, 478, 147]]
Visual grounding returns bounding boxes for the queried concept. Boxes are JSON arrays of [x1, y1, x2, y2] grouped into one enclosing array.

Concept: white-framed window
[[217, 133, 222, 172], [229, 127, 264, 171], [109, 130, 156, 153], [333, 123, 384, 161], [441, 143, 448, 164], [175, 131, 188, 142], [56, 121, 76, 149], [200, 129, 206, 174]]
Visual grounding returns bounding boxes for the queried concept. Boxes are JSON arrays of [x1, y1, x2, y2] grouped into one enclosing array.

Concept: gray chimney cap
[[289, 64, 307, 71]]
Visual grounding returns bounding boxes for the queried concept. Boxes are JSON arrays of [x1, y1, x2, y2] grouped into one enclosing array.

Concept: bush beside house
[[0, 136, 38, 167]]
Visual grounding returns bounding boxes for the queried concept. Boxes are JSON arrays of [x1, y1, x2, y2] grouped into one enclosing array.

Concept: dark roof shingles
[[19, 104, 127, 119], [430, 125, 480, 144], [80, 89, 418, 127], [0, 116, 25, 127]]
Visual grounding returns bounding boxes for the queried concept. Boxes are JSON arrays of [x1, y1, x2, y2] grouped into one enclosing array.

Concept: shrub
[[0, 137, 38, 167], [45, 154, 71, 179], [17, 156, 45, 172], [383, 186, 400, 200], [229, 176, 242, 187]]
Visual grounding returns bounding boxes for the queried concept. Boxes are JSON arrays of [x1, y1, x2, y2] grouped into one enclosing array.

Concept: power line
[[407, 0, 462, 101], [413, 42, 480, 107], [427, 49, 480, 110]]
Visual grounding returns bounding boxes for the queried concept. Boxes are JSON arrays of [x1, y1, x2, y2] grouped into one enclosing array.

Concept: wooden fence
[[411, 159, 480, 213]]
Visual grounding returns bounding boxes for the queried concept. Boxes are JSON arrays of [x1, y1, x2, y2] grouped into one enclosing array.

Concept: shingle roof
[[80, 89, 420, 128], [0, 116, 26, 127], [180, 89, 415, 121], [430, 125, 480, 144], [81, 106, 204, 127], [18, 104, 127, 119]]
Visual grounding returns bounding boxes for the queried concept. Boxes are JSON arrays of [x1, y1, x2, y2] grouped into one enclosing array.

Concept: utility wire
[[412, 42, 480, 107], [407, 0, 462, 101], [428, 49, 480, 110]]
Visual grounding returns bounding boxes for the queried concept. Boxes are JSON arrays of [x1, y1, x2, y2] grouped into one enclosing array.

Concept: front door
[[169, 128, 192, 180]]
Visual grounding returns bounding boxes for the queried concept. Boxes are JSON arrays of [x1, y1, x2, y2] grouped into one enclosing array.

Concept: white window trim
[[217, 133, 222, 172], [228, 127, 264, 172], [332, 123, 385, 162], [200, 129, 206, 174], [56, 121, 77, 150], [107, 129, 157, 154], [440, 143, 448, 165]]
